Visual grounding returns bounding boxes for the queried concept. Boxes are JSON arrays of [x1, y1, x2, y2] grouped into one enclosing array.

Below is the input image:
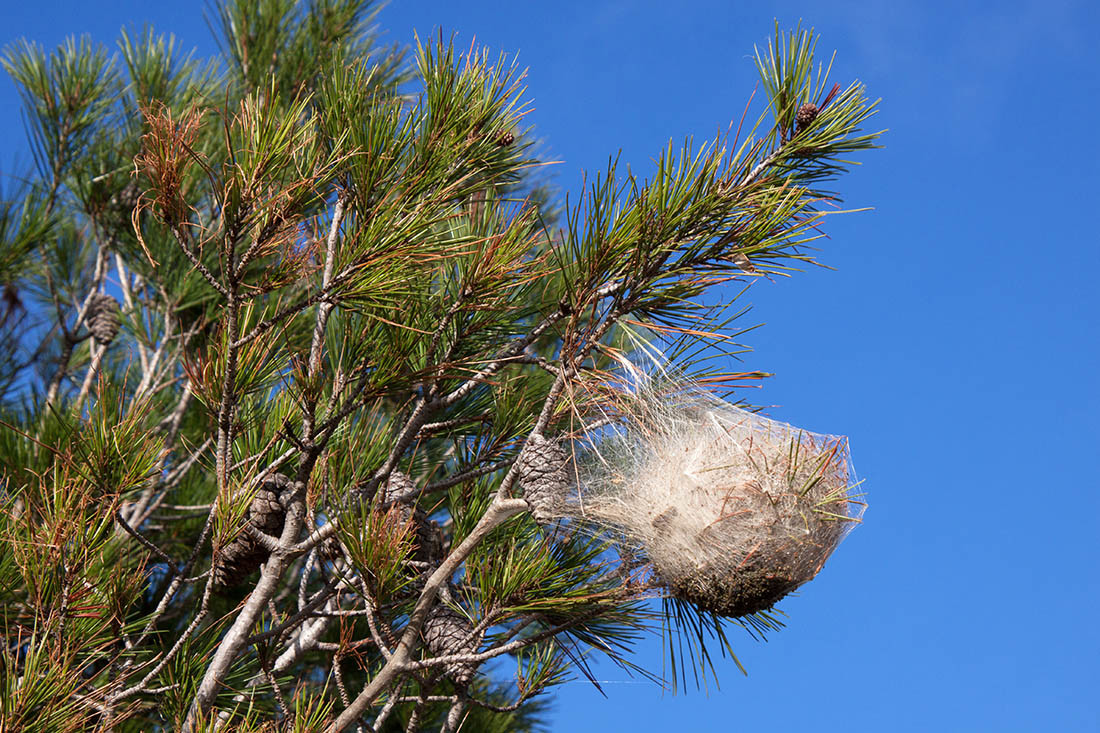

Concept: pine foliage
[[0, 5, 879, 730]]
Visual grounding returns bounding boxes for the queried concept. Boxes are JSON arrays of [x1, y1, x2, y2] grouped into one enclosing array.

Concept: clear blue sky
[[3, 1, 1098, 731]]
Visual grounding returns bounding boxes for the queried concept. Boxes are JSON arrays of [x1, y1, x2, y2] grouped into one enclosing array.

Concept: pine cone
[[422, 604, 479, 686], [517, 435, 568, 524], [380, 471, 417, 508], [213, 475, 290, 587], [324, 472, 441, 566], [320, 533, 345, 563], [111, 180, 141, 211], [411, 517, 444, 568], [87, 294, 121, 346], [379, 472, 442, 567], [795, 103, 820, 132], [494, 129, 515, 147], [2, 284, 22, 313]]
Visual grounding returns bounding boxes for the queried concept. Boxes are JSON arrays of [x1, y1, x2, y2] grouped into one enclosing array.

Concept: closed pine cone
[[422, 604, 479, 686], [213, 475, 290, 587], [383, 472, 443, 567], [517, 434, 568, 524], [323, 472, 442, 567], [795, 102, 820, 132], [383, 471, 417, 504], [87, 294, 121, 346]]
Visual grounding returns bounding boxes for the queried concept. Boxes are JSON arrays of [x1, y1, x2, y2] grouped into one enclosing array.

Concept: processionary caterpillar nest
[[569, 385, 864, 618]]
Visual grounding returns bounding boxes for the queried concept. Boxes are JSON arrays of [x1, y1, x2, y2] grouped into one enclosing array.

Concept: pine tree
[[0, 3, 880, 731]]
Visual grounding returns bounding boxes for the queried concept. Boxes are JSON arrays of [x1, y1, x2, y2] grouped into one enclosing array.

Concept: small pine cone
[[494, 129, 515, 147], [517, 434, 568, 524], [320, 533, 345, 563], [422, 604, 479, 686], [87, 294, 121, 346], [3, 284, 23, 315], [795, 103, 820, 132], [213, 475, 290, 587], [112, 180, 141, 211]]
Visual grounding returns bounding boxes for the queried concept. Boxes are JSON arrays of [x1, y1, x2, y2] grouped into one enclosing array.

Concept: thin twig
[[171, 225, 229, 298], [111, 580, 214, 703], [247, 578, 338, 644], [308, 191, 349, 377], [114, 508, 176, 567], [325, 497, 528, 731]]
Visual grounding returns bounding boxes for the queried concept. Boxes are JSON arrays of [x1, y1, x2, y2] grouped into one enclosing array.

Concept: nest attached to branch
[[573, 387, 863, 618]]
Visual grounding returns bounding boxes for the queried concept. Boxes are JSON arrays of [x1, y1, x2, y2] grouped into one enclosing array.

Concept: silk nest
[[566, 384, 864, 618]]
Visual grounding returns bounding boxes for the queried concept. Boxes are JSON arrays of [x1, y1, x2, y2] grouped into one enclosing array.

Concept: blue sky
[[3, 1, 1098, 731]]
